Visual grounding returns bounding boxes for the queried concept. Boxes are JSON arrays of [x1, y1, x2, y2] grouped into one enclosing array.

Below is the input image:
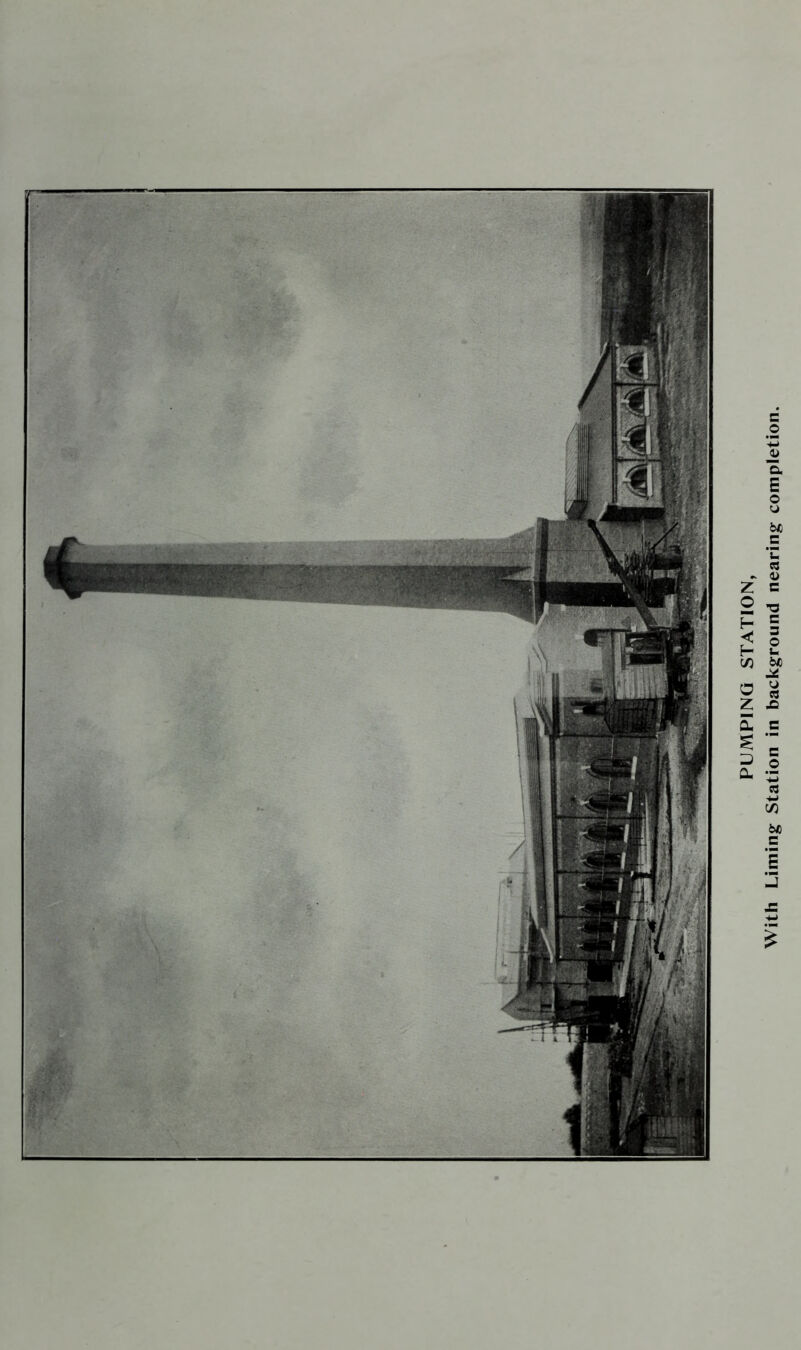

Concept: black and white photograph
[[24, 188, 710, 1159]]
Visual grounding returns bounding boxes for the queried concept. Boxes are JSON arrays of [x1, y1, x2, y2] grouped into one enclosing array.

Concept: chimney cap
[[44, 537, 82, 597]]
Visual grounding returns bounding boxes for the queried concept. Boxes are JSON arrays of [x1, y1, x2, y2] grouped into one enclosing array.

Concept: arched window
[[624, 424, 648, 455], [572, 700, 605, 717], [582, 920, 614, 936], [583, 629, 600, 648], [583, 851, 624, 870], [582, 823, 626, 845], [585, 792, 629, 815], [625, 386, 646, 414], [623, 352, 644, 378], [580, 876, 621, 893], [625, 463, 649, 497], [588, 756, 633, 779], [580, 901, 617, 917]]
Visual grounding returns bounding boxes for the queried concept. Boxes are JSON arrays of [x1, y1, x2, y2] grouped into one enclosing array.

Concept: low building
[[565, 341, 663, 522], [496, 339, 666, 1040]]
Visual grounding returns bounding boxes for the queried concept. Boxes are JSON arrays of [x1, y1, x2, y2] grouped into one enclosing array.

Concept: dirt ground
[[612, 194, 710, 1151]]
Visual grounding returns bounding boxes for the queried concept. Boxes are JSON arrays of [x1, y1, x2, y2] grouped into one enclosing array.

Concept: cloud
[[297, 383, 362, 506], [84, 267, 136, 432], [230, 266, 301, 365], [346, 700, 410, 844], [163, 293, 205, 360], [157, 654, 231, 804], [23, 717, 133, 1152], [27, 199, 307, 521], [289, 695, 410, 886], [25, 1044, 74, 1139], [23, 693, 355, 1154], [214, 382, 262, 460]]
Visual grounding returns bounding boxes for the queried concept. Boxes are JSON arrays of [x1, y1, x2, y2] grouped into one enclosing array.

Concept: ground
[[603, 193, 710, 1153]]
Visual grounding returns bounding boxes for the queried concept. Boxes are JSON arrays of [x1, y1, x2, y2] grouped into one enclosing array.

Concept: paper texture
[[2, 1, 799, 1345]]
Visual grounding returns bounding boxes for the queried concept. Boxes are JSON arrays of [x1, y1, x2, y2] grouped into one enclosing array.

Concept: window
[[587, 961, 614, 982], [623, 352, 644, 378], [585, 792, 629, 815], [625, 464, 650, 497], [580, 901, 617, 917], [627, 634, 661, 655], [588, 756, 633, 779], [583, 851, 624, 870], [581, 876, 621, 893], [625, 386, 646, 415], [624, 424, 647, 455], [583, 823, 625, 845], [572, 700, 605, 717], [582, 919, 614, 935]]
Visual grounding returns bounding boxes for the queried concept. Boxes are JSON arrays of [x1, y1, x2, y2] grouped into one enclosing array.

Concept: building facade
[[565, 341, 663, 522], [496, 339, 666, 1038]]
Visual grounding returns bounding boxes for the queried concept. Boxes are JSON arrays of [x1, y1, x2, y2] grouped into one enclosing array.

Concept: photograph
[[24, 188, 710, 1158]]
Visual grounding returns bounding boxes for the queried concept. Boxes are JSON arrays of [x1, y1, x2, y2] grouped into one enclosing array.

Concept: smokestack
[[44, 531, 540, 623], [45, 520, 662, 620]]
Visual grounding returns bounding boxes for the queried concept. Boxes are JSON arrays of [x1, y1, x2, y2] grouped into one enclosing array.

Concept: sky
[[25, 190, 587, 1157]]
